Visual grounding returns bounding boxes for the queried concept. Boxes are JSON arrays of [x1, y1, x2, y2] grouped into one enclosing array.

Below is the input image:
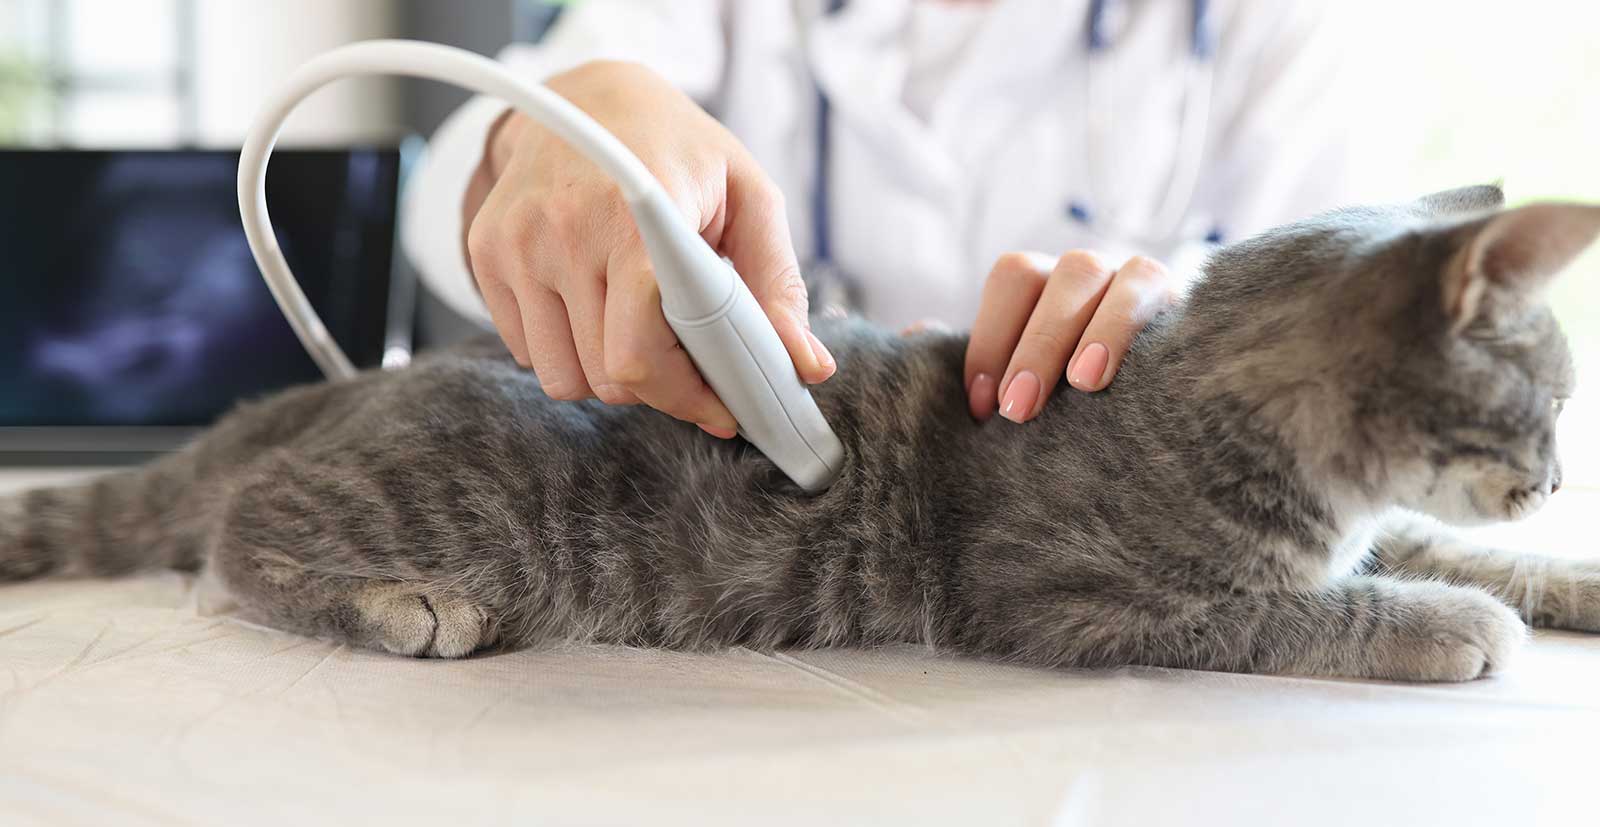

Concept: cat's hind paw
[[354, 586, 492, 658]]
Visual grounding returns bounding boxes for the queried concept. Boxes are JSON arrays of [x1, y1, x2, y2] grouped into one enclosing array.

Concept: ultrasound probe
[[238, 40, 843, 492]]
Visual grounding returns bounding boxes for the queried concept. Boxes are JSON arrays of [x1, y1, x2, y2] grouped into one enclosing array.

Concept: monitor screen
[[0, 148, 401, 427]]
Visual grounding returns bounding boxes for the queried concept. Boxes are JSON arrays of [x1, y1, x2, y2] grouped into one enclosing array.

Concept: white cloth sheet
[[1, 469, 1596, 825]]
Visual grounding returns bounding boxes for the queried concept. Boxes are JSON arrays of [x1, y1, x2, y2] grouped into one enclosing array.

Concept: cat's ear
[[1417, 183, 1505, 216], [1441, 202, 1600, 332]]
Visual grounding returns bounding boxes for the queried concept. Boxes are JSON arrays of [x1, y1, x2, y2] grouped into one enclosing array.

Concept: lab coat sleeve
[[400, 0, 727, 324], [1195, 0, 1384, 243]]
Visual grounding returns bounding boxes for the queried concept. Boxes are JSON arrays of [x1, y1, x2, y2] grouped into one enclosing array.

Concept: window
[[0, 0, 196, 145]]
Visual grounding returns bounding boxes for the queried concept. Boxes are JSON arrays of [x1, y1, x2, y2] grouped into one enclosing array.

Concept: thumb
[[718, 164, 835, 384]]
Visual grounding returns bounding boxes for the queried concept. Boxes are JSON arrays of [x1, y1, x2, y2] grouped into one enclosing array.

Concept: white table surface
[[2, 467, 1598, 826]]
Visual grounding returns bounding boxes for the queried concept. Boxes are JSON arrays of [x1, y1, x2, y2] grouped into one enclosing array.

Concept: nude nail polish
[[968, 372, 998, 420], [1068, 342, 1110, 390], [999, 371, 1041, 423]]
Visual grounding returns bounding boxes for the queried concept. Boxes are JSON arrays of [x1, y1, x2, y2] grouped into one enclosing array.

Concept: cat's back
[[249, 322, 974, 518]]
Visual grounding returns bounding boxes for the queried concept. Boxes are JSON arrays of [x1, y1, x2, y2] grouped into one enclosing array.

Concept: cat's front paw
[[1524, 559, 1600, 631], [1366, 584, 1527, 682]]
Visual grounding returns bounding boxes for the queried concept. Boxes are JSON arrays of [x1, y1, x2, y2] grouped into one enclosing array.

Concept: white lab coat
[[401, 0, 1362, 332]]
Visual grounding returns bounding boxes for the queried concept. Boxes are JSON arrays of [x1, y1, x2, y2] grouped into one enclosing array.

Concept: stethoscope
[[810, 0, 1219, 270]]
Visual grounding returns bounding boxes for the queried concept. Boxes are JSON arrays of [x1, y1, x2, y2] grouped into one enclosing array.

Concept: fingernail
[[805, 329, 836, 378], [699, 423, 738, 439], [967, 372, 997, 421], [999, 371, 1040, 424], [1068, 342, 1110, 391], [902, 318, 951, 336]]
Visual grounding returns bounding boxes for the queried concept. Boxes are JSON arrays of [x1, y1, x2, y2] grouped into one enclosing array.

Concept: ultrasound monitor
[[0, 147, 410, 459]]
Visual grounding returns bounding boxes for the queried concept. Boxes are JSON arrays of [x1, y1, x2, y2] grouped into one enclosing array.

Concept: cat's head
[[1192, 185, 1600, 526]]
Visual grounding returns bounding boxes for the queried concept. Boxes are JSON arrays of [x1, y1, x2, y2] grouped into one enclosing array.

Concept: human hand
[[962, 251, 1175, 423], [462, 60, 835, 438]]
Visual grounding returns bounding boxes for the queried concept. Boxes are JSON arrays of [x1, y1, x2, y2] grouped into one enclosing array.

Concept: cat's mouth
[[1418, 462, 1556, 526], [1413, 459, 1553, 526], [1499, 485, 1552, 522]]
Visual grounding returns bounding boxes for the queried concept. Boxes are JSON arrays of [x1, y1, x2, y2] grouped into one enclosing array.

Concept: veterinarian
[[402, 0, 1357, 436]]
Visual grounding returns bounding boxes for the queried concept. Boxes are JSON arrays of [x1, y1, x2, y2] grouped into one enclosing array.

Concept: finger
[[516, 284, 592, 400], [603, 245, 738, 432], [720, 159, 835, 384], [477, 273, 532, 368], [1066, 256, 1175, 392], [964, 252, 1053, 421], [464, 194, 531, 368], [559, 261, 639, 407], [998, 250, 1114, 423]]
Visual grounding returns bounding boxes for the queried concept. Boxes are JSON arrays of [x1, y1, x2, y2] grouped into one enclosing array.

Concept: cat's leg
[[976, 575, 1525, 681], [211, 476, 497, 658], [216, 542, 494, 657], [1372, 512, 1600, 631]]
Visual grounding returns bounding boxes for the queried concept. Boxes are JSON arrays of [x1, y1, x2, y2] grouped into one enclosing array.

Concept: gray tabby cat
[[4, 185, 1600, 682]]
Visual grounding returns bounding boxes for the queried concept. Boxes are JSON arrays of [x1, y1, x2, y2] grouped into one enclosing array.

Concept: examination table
[[1, 468, 1594, 825]]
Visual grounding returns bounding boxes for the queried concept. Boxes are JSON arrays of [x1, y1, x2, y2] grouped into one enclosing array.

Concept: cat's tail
[[0, 452, 212, 582], [0, 375, 360, 582]]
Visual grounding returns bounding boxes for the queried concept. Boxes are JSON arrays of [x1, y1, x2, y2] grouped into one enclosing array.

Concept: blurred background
[[0, 0, 561, 145], [0, 0, 1596, 545], [0, 0, 561, 369]]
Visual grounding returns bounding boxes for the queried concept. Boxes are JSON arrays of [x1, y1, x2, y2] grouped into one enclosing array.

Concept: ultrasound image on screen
[[0, 150, 399, 427]]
